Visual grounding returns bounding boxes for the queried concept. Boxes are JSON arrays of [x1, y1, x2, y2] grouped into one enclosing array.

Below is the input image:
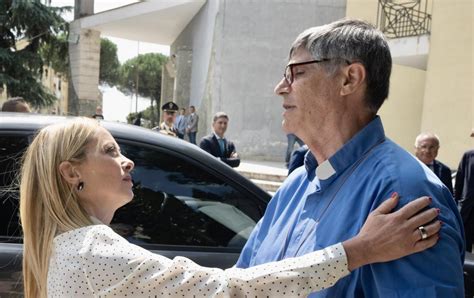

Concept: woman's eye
[[106, 146, 116, 154]]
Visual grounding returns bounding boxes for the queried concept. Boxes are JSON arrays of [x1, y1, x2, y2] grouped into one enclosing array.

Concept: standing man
[[236, 19, 464, 297], [186, 105, 199, 144], [199, 112, 240, 168], [175, 108, 188, 139], [152, 101, 178, 137], [414, 132, 453, 194], [455, 129, 474, 252]]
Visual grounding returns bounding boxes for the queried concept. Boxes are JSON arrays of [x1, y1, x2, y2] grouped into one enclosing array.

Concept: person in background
[[199, 112, 240, 168], [455, 129, 474, 252], [152, 101, 179, 137], [175, 107, 188, 139], [285, 133, 304, 168], [236, 18, 464, 297], [132, 112, 142, 126], [92, 105, 104, 120], [288, 145, 310, 175], [1, 97, 31, 113], [19, 117, 440, 297], [186, 105, 199, 144], [414, 132, 453, 194]]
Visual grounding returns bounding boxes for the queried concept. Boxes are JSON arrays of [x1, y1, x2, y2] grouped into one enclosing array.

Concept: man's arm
[[441, 165, 454, 195], [455, 153, 467, 201], [365, 184, 464, 297], [199, 137, 212, 154]]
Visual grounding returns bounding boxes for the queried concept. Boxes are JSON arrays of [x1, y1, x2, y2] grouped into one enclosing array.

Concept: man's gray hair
[[213, 111, 229, 123], [415, 132, 440, 148], [290, 18, 392, 113]]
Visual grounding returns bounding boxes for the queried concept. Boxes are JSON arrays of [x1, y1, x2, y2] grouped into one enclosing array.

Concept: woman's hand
[[343, 193, 440, 271]]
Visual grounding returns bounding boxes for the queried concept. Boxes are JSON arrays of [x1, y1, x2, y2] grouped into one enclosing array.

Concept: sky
[[50, 0, 169, 121]]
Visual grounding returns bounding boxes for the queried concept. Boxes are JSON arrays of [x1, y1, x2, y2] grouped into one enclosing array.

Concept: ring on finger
[[418, 226, 428, 240]]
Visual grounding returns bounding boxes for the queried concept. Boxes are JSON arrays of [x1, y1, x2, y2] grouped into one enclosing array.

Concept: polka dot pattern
[[47, 225, 349, 297]]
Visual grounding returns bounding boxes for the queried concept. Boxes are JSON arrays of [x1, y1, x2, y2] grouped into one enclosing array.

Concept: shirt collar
[[305, 116, 386, 183], [213, 131, 225, 140], [90, 216, 104, 225]]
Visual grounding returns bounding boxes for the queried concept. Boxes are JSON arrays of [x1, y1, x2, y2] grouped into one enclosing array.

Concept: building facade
[[347, 0, 473, 168]]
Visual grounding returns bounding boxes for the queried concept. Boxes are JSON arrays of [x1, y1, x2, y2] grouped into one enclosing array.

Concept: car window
[[111, 141, 262, 250], [0, 135, 30, 242]]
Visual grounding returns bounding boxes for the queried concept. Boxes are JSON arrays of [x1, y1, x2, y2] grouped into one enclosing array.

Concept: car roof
[[0, 113, 271, 202]]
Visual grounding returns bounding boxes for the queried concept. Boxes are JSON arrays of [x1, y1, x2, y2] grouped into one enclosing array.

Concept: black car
[[0, 113, 271, 296]]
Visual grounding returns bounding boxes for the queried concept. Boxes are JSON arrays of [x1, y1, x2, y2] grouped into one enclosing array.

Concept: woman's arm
[[61, 194, 439, 297]]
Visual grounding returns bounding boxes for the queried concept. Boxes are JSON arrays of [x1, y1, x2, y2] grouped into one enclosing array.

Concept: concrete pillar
[[68, 20, 101, 116], [173, 47, 193, 110], [161, 55, 176, 108]]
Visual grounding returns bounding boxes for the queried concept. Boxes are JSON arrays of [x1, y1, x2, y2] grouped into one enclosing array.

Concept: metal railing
[[377, 0, 432, 38]]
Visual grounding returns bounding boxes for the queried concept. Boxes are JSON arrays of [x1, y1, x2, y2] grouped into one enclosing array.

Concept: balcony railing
[[377, 0, 432, 38]]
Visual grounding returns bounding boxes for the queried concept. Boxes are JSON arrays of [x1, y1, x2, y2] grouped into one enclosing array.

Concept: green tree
[[0, 0, 70, 107], [99, 38, 120, 86], [120, 53, 167, 126]]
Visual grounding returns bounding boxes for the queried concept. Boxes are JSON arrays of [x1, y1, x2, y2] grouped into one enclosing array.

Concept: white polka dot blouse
[[47, 225, 349, 297]]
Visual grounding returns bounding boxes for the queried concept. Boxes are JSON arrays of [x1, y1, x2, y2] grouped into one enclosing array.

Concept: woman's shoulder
[[53, 224, 121, 247]]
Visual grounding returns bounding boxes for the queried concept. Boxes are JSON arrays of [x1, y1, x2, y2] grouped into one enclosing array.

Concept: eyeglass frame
[[283, 58, 351, 86]]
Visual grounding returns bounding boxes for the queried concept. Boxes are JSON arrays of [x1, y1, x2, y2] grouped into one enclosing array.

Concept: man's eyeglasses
[[283, 58, 350, 86]]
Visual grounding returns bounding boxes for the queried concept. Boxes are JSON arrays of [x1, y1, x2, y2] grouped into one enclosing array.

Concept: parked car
[[0, 113, 271, 296], [1, 114, 473, 297]]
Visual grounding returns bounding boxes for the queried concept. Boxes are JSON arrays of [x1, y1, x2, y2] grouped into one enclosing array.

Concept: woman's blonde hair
[[20, 117, 99, 298]]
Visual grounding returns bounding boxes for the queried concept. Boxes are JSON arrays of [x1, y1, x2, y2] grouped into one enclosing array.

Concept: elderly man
[[199, 112, 240, 168], [236, 19, 464, 297], [414, 132, 453, 194]]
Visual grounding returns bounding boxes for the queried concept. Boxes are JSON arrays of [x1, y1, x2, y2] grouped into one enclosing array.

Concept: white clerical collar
[[315, 160, 336, 180]]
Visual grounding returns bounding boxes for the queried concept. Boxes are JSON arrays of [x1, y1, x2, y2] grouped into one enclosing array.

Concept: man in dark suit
[[414, 132, 453, 194], [455, 129, 474, 251], [199, 112, 240, 168]]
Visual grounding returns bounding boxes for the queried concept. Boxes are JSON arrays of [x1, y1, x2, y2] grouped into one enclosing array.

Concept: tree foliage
[[99, 38, 120, 86], [120, 53, 168, 125], [0, 0, 70, 107]]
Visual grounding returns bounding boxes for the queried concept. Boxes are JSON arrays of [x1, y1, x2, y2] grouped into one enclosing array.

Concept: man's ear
[[340, 62, 366, 96], [58, 161, 81, 186]]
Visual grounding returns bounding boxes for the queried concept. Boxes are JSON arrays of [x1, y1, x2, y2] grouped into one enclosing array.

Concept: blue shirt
[[236, 117, 465, 297]]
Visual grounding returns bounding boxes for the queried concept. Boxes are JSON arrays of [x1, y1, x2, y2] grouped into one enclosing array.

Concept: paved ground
[[236, 160, 288, 176]]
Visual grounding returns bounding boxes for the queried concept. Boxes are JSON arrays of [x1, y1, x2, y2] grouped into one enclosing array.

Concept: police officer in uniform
[[152, 101, 179, 137]]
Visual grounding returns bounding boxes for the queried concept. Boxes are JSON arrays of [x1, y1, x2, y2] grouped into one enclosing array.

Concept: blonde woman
[[20, 118, 440, 297]]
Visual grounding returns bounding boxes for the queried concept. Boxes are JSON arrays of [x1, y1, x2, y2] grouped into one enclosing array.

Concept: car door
[[0, 133, 30, 297], [111, 139, 267, 269]]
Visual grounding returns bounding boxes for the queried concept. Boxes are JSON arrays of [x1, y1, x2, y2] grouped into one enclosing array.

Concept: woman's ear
[[58, 161, 81, 186], [340, 62, 366, 96]]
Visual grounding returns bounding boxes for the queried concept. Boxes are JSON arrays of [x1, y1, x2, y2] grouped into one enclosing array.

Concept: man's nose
[[274, 77, 290, 95]]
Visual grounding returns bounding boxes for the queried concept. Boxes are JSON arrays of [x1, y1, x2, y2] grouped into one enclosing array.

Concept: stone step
[[238, 170, 287, 183], [250, 178, 283, 193]]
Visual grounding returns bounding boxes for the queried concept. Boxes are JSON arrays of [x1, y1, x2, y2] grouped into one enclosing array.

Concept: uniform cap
[[162, 101, 179, 112]]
